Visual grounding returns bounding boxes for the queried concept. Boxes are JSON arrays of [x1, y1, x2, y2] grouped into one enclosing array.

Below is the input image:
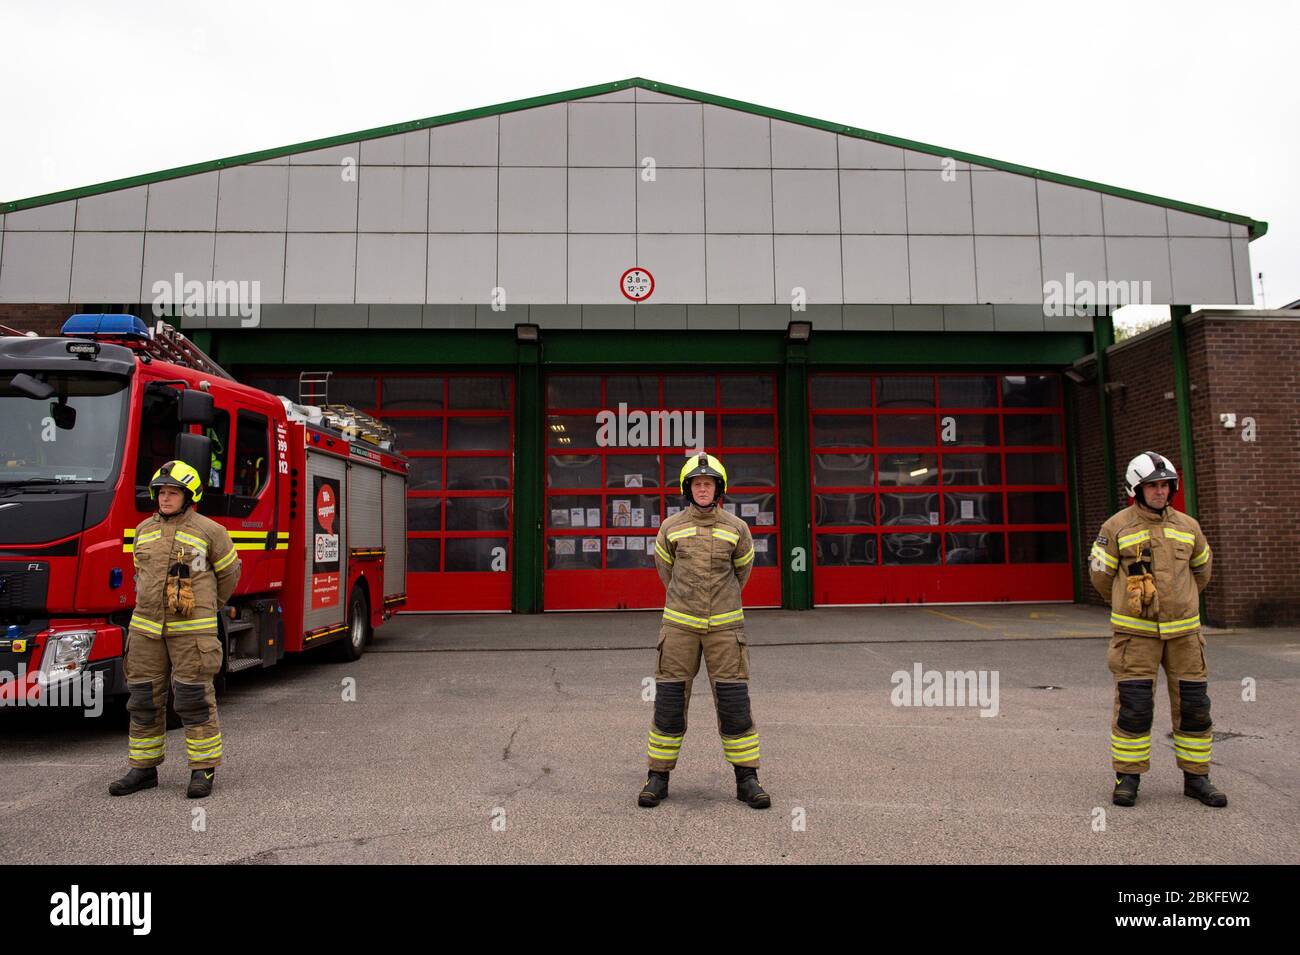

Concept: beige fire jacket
[[1089, 503, 1212, 638], [128, 506, 241, 639], [653, 501, 755, 632]]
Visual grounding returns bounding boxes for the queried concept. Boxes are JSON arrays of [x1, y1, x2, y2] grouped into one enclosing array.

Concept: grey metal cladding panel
[[348, 460, 383, 548], [382, 471, 407, 597], [304, 451, 347, 631]]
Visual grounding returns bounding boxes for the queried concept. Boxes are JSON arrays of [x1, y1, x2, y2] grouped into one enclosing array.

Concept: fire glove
[[167, 549, 196, 616]]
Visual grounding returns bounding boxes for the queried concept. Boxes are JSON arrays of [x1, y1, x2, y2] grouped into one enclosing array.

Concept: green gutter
[[2, 78, 1267, 239], [1094, 313, 1118, 515], [1169, 305, 1198, 518], [513, 336, 543, 613]]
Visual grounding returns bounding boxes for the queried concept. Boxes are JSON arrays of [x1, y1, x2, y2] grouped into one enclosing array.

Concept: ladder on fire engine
[[142, 321, 234, 380]]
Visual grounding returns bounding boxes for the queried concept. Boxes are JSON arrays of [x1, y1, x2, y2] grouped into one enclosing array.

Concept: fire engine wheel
[[331, 585, 371, 662]]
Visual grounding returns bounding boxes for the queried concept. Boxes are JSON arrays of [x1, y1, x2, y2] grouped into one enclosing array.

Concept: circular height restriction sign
[[620, 267, 654, 302]]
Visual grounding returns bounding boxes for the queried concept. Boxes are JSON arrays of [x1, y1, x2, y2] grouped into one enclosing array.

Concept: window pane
[[547, 414, 598, 448], [447, 416, 510, 450], [720, 375, 774, 408], [1003, 414, 1061, 446], [546, 495, 603, 528], [881, 532, 939, 565], [449, 377, 510, 410], [750, 534, 778, 566], [811, 375, 871, 409], [445, 537, 508, 571], [445, 496, 510, 531], [408, 538, 441, 572], [548, 536, 601, 569], [325, 375, 378, 410], [722, 414, 773, 448], [945, 532, 1004, 564], [876, 376, 934, 408], [878, 453, 938, 486], [384, 416, 443, 450], [876, 414, 933, 447], [943, 414, 999, 447], [812, 414, 872, 447], [816, 533, 877, 566], [815, 493, 875, 526], [407, 497, 442, 531], [606, 536, 657, 569], [1007, 492, 1066, 524], [942, 453, 1001, 486], [1005, 452, 1064, 485], [606, 375, 659, 408], [880, 492, 940, 526], [547, 375, 600, 408], [1008, 531, 1068, 563], [446, 456, 511, 491], [727, 491, 778, 528], [381, 377, 444, 410], [547, 454, 601, 488], [1002, 375, 1061, 407], [942, 492, 1003, 525], [939, 376, 997, 408], [663, 375, 714, 408], [727, 453, 777, 487], [814, 453, 872, 487], [406, 457, 442, 491], [606, 454, 661, 489], [608, 494, 659, 529]]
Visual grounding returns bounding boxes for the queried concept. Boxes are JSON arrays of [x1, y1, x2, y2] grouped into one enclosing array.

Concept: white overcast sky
[[3, 0, 1296, 313]]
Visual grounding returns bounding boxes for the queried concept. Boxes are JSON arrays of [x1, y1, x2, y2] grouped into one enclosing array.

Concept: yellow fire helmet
[[149, 459, 204, 505], [679, 451, 728, 501]]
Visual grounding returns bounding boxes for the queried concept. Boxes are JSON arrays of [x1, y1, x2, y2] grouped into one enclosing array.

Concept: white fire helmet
[[1125, 451, 1179, 499]]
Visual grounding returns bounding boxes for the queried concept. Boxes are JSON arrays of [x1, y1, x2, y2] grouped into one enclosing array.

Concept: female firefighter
[[638, 452, 770, 809], [109, 460, 241, 800]]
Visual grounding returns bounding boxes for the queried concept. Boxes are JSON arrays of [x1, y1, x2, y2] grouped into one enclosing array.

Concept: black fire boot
[[187, 768, 215, 799], [1184, 772, 1227, 807], [109, 766, 158, 797], [734, 765, 771, 809], [1112, 773, 1140, 807], [638, 770, 669, 807]]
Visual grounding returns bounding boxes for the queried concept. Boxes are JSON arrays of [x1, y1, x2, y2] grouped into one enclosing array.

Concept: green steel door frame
[[1063, 382, 1084, 601], [1169, 305, 1198, 518], [1093, 310, 1119, 514], [513, 338, 543, 613], [778, 340, 812, 610]]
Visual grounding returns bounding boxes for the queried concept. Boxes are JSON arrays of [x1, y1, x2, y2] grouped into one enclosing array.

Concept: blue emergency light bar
[[61, 314, 151, 340]]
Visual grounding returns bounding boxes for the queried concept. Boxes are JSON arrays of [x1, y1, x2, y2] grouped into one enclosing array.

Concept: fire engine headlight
[[40, 630, 96, 680]]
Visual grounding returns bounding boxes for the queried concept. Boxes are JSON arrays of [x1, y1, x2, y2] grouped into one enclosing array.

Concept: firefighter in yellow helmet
[[638, 452, 770, 809], [1090, 452, 1224, 809], [109, 460, 241, 799]]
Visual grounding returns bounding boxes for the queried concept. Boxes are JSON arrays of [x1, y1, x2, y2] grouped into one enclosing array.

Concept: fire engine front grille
[[0, 562, 50, 613]]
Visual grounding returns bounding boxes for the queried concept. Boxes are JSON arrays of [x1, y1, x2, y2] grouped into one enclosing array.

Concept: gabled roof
[[2, 77, 1267, 239]]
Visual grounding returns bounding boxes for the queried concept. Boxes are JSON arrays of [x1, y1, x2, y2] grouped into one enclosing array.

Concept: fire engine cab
[[0, 314, 407, 706]]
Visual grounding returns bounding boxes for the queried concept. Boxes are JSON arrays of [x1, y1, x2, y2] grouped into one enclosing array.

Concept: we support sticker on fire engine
[[312, 476, 342, 609]]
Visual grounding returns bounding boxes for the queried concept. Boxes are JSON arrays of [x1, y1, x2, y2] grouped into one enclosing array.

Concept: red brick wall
[[1071, 315, 1300, 628], [0, 304, 79, 337]]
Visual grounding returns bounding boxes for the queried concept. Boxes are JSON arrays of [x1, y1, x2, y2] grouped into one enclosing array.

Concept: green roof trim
[[2, 77, 1267, 240]]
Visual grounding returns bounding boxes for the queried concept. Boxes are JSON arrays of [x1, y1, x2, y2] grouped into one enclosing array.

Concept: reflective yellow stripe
[[1173, 749, 1211, 762], [725, 751, 760, 763], [1111, 734, 1150, 744], [667, 526, 699, 542], [1110, 612, 1158, 632], [1173, 735, 1211, 749], [654, 543, 674, 564], [711, 528, 740, 544], [1163, 528, 1195, 545], [136, 530, 162, 545], [1191, 547, 1210, 568], [733, 548, 755, 568], [709, 609, 744, 624], [1118, 530, 1150, 550], [212, 549, 239, 572], [722, 734, 759, 748], [166, 617, 219, 632], [1111, 751, 1149, 762], [175, 531, 208, 552], [275, 542, 289, 550], [649, 730, 683, 743], [1159, 615, 1202, 635], [130, 614, 163, 634], [1090, 545, 1118, 569], [662, 606, 708, 628]]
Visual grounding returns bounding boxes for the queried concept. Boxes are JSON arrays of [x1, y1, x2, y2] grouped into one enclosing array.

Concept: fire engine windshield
[[0, 373, 128, 485]]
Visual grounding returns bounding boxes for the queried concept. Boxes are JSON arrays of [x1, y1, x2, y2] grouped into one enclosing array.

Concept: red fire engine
[[0, 314, 407, 707]]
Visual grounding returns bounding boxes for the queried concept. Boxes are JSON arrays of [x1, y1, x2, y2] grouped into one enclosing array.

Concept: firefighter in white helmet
[[637, 451, 770, 809], [1090, 452, 1224, 808]]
